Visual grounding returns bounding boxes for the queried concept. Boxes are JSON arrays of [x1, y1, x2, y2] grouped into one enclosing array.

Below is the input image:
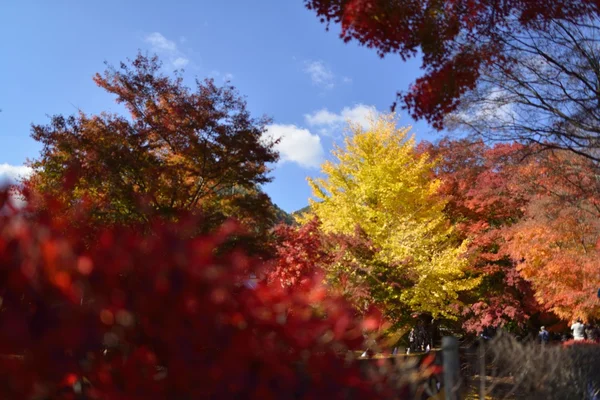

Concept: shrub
[[0, 189, 429, 399]]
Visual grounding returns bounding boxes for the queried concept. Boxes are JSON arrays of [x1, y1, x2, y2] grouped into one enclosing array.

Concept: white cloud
[[447, 88, 516, 129], [304, 60, 335, 90], [172, 57, 189, 68], [262, 124, 325, 169], [144, 32, 190, 69], [0, 164, 33, 185], [304, 104, 377, 136], [145, 32, 177, 52], [342, 76, 353, 84]]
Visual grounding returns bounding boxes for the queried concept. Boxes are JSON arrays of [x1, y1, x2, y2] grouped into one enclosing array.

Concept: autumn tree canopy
[[504, 150, 600, 321], [304, 0, 600, 131], [422, 139, 540, 333], [424, 138, 600, 327], [305, 114, 479, 320], [267, 218, 333, 288], [26, 54, 279, 233]]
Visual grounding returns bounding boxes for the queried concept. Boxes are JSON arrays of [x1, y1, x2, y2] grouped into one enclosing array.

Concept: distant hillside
[[292, 205, 311, 218], [270, 204, 311, 226], [272, 204, 295, 225]]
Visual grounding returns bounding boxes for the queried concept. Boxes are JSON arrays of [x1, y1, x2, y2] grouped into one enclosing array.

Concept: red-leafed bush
[[267, 218, 332, 288], [0, 189, 429, 399]]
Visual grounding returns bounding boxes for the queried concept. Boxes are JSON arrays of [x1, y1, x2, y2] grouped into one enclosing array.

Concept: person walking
[[407, 328, 416, 354], [571, 318, 586, 341], [538, 326, 550, 345]]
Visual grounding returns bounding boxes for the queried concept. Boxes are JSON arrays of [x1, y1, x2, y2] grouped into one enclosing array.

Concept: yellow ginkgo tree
[[305, 113, 479, 319]]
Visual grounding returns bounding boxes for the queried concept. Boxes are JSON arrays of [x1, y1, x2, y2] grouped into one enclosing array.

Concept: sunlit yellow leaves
[[306, 113, 479, 319]]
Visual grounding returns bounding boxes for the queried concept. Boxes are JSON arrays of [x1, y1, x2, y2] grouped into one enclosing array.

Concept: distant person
[[407, 328, 416, 354], [571, 318, 586, 341], [538, 326, 550, 345]]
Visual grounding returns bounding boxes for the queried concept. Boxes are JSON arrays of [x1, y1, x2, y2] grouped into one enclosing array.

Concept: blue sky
[[1, 0, 440, 212]]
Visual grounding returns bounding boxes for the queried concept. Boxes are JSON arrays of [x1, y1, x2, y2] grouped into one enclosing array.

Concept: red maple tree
[[503, 150, 600, 321], [267, 218, 333, 288], [421, 139, 540, 333]]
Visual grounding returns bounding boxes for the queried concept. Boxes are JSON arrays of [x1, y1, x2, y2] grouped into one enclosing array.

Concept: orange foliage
[[505, 151, 600, 320]]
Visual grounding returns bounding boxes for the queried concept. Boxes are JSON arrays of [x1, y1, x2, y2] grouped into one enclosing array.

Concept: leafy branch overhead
[[305, 1, 600, 161]]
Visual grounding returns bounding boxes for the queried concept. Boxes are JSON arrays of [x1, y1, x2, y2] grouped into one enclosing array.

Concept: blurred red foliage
[[0, 188, 429, 399]]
